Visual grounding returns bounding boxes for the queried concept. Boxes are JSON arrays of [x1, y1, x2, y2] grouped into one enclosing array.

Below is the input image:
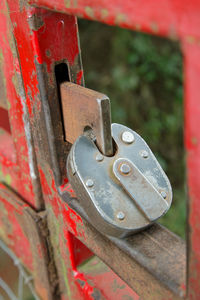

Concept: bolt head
[[117, 211, 125, 220], [140, 150, 149, 158], [86, 179, 94, 188], [120, 163, 131, 175], [96, 153, 104, 162], [161, 191, 167, 199], [122, 131, 135, 144]]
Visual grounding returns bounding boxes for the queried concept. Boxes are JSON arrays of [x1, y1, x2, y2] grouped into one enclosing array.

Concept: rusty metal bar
[[64, 198, 186, 300]]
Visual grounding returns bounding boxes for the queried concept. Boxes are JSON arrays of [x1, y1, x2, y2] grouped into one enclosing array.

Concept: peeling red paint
[[29, 0, 200, 39], [0, 0, 42, 209], [0, 188, 33, 270], [60, 182, 76, 198], [1, 0, 199, 298], [76, 70, 83, 85]]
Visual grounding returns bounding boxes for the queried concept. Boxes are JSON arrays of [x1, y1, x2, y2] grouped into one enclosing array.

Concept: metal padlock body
[[67, 123, 172, 238]]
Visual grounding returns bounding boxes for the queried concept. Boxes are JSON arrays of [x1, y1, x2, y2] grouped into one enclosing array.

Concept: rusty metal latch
[[61, 82, 113, 156], [61, 82, 172, 238]]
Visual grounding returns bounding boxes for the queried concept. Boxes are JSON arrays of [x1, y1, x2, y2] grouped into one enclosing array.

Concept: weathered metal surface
[[77, 255, 139, 300], [3, 2, 111, 299], [0, 0, 44, 210], [47, 192, 186, 300], [0, 184, 33, 270], [6, 1, 187, 298], [29, 0, 200, 39], [113, 158, 169, 221], [67, 123, 172, 237], [1, 0, 199, 299], [60, 82, 113, 156], [0, 183, 55, 300], [23, 209, 58, 300], [9, 5, 84, 187], [183, 41, 200, 300], [0, 65, 8, 109]]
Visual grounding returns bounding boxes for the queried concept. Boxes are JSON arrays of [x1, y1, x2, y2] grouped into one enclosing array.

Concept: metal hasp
[[113, 158, 169, 221], [60, 82, 113, 156], [67, 121, 173, 238]]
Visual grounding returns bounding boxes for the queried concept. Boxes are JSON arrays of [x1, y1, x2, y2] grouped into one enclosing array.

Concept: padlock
[[67, 123, 172, 238], [61, 82, 172, 238]]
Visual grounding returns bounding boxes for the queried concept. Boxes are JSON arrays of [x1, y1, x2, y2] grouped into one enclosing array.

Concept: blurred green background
[[78, 20, 186, 239]]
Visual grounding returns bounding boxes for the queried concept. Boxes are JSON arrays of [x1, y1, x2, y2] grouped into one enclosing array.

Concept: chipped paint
[[0, 0, 194, 299], [64, 0, 71, 8], [85, 7, 94, 19], [101, 9, 108, 19], [135, 23, 141, 31], [186, 35, 196, 44], [18, 89, 37, 181], [0, 49, 8, 109], [191, 136, 198, 145], [28, 13, 45, 31], [0, 166, 12, 185], [45, 49, 51, 57], [150, 22, 159, 33], [115, 13, 126, 26], [47, 206, 72, 299]]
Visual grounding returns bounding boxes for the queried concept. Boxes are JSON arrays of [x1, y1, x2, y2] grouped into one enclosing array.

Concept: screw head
[[120, 163, 131, 175], [117, 211, 125, 220], [140, 150, 149, 158], [96, 153, 104, 162], [122, 131, 135, 144], [161, 191, 167, 199], [86, 179, 94, 188]]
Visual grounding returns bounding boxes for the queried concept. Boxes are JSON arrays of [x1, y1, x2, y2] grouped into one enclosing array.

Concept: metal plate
[[61, 82, 113, 156], [113, 157, 169, 221]]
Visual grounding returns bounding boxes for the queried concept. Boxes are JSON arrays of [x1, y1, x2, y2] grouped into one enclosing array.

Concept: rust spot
[[186, 36, 196, 44], [0, 50, 8, 109], [45, 49, 51, 58], [191, 136, 198, 145], [91, 288, 101, 300], [85, 6, 94, 18], [28, 14, 44, 31], [0, 202, 13, 241], [168, 25, 178, 40], [77, 278, 85, 287], [12, 72, 24, 99], [122, 296, 135, 300], [135, 24, 141, 31], [64, 0, 71, 8], [150, 22, 159, 33], [101, 9, 108, 19], [19, 0, 26, 12], [112, 278, 125, 292], [73, 0, 78, 8], [115, 14, 126, 26]]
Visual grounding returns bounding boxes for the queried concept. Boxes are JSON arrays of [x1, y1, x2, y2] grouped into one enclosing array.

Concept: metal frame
[[0, 0, 199, 299]]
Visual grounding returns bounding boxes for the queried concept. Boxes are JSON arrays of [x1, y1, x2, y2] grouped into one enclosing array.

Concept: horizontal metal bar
[[66, 199, 186, 300], [29, 0, 200, 39]]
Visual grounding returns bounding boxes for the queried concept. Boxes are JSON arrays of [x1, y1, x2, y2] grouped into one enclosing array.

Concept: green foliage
[[79, 20, 186, 238]]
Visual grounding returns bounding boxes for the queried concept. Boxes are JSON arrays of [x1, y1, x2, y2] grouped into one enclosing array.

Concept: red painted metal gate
[[0, 0, 199, 299]]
